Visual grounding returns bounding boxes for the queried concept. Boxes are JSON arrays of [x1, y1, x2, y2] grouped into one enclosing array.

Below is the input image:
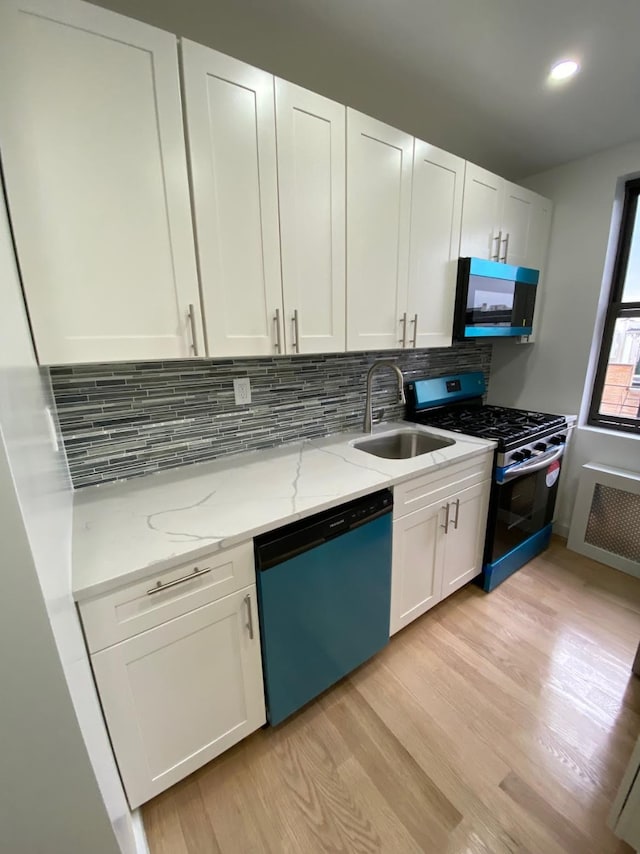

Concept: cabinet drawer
[[394, 452, 492, 519], [80, 541, 255, 652]]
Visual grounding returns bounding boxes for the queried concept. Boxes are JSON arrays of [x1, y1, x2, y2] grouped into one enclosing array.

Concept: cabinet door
[[0, 0, 202, 364], [276, 80, 346, 354], [408, 141, 464, 348], [527, 195, 553, 273], [517, 195, 553, 343], [440, 480, 490, 599], [346, 109, 413, 350], [391, 499, 446, 635], [500, 182, 540, 267], [459, 162, 503, 261], [181, 42, 283, 357], [91, 586, 265, 808]]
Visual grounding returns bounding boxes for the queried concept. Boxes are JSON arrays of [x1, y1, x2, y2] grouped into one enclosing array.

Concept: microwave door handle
[[500, 446, 565, 483]]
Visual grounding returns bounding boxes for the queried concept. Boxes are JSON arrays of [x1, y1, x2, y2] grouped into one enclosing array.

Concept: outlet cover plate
[[233, 377, 251, 405]]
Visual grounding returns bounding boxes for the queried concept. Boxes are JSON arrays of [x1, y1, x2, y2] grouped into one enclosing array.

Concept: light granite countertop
[[72, 422, 495, 601]]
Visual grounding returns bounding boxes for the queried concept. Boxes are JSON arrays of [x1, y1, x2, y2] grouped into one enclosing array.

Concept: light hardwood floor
[[143, 538, 640, 853]]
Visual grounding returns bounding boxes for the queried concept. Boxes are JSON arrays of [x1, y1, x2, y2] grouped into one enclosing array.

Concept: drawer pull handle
[[147, 566, 211, 596], [245, 593, 255, 639]]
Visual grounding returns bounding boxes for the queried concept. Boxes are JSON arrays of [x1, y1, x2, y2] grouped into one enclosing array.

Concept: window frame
[[588, 177, 640, 434]]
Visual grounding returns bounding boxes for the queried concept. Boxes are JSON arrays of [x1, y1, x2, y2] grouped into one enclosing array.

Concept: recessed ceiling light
[[549, 59, 580, 81]]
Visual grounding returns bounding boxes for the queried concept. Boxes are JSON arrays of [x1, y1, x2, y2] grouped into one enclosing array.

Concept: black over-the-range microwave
[[453, 257, 539, 339]]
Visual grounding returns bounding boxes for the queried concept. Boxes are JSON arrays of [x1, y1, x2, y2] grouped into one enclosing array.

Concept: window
[[589, 178, 640, 433]]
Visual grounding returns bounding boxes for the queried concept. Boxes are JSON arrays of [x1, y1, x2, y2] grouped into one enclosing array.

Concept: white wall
[[0, 190, 137, 852], [488, 138, 640, 534]]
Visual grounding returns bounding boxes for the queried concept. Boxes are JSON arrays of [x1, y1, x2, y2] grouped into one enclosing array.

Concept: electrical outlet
[[233, 377, 252, 406]]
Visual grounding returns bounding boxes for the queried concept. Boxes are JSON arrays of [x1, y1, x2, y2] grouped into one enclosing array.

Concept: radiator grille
[[584, 483, 640, 562]]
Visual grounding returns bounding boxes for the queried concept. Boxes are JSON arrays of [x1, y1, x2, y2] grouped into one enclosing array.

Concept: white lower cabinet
[[391, 498, 444, 631], [89, 583, 265, 808], [391, 460, 491, 635], [439, 481, 491, 599]]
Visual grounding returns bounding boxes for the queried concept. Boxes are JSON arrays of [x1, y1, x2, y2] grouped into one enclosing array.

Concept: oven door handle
[[499, 446, 565, 483]]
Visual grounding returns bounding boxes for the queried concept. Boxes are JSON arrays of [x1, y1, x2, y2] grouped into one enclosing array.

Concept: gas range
[[408, 402, 568, 468], [404, 371, 569, 592]]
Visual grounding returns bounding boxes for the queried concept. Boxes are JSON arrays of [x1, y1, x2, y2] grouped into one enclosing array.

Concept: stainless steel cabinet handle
[[440, 503, 450, 534], [188, 304, 199, 356], [411, 313, 418, 348], [500, 233, 510, 263], [399, 312, 408, 347], [147, 566, 211, 595], [273, 308, 282, 354], [451, 498, 460, 530], [492, 231, 502, 260], [292, 309, 300, 354], [245, 593, 255, 639]]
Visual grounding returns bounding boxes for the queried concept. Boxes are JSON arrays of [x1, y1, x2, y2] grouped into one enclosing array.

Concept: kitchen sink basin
[[353, 429, 455, 460]]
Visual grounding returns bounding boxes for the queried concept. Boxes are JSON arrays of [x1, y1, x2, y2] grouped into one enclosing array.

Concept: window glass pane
[[623, 206, 640, 301], [599, 314, 640, 422]]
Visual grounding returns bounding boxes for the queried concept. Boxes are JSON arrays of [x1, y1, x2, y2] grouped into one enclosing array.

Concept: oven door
[[488, 446, 565, 568]]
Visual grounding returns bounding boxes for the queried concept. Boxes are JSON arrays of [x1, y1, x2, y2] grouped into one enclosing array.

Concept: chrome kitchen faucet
[[363, 360, 406, 433]]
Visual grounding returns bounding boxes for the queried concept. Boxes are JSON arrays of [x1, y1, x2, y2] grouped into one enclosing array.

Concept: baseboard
[[131, 809, 150, 854], [553, 520, 570, 539]]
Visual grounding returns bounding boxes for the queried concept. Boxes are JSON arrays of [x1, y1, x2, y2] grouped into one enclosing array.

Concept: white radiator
[[568, 463, 640, 577]]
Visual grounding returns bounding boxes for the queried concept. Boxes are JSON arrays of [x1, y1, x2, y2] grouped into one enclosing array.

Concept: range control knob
[[549, 434, 566, 445], [521, 448, 533, 459], [534, 442, 548, 452], [511, 451, 525, 462]]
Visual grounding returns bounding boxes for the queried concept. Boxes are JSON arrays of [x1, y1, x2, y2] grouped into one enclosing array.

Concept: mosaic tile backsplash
[[50, 343, 492, 489]]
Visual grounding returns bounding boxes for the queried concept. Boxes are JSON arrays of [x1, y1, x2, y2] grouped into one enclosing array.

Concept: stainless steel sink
[[353, 429, 455, 460]]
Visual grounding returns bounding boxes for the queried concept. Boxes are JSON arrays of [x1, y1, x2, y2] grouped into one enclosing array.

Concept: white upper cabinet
[[460, 163, 553, 271], [276, 81, 346, 354], [346, 110, 413, 351], [181, 42, 283, 357], [527, 194, 554, 275], [407, 141, 464, 349], [0, 0, 203, 364], [501, 181, 540, 268], [459, 163, 503, 262]]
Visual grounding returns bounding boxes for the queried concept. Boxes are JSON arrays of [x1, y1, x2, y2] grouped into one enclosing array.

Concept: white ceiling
[[95, 0, 640, 177]]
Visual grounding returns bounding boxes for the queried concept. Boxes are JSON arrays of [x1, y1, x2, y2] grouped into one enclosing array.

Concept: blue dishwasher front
[[255, 490, 393, 725]]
